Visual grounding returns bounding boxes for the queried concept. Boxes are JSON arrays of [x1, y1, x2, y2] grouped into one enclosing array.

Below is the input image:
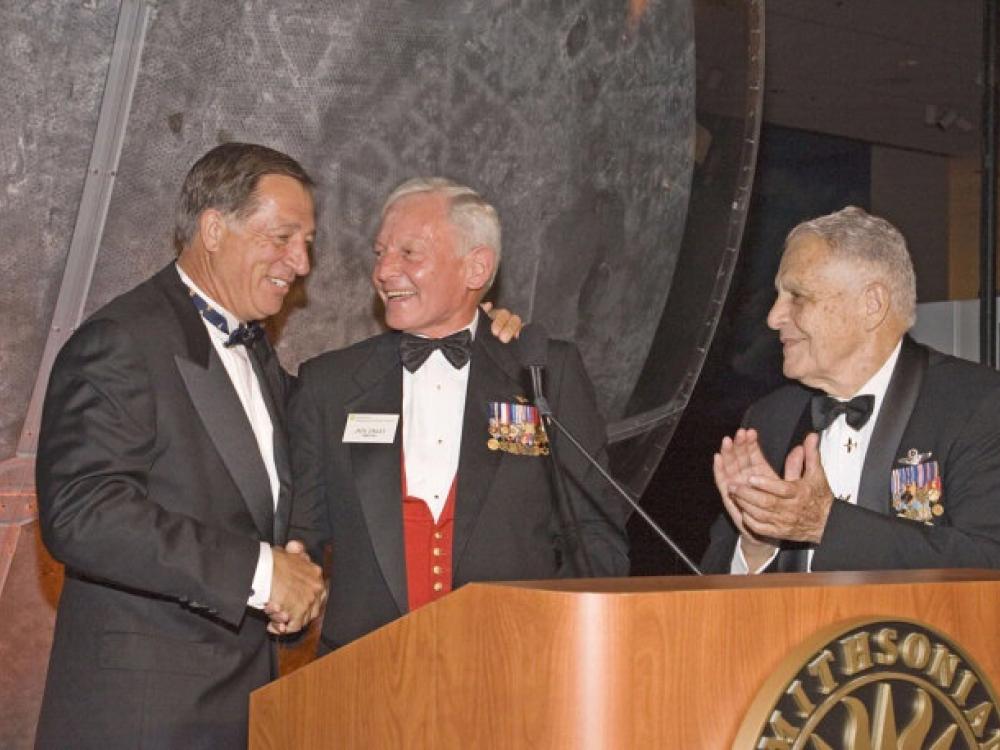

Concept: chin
[[782, 361, 805, 381], [255, 303, 281, 319], [383, 314, 410, 332]]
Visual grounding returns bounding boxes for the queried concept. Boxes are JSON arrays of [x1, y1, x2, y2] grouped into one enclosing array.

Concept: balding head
[[768, 207, 916, 397], [785, 206, 916, 329]]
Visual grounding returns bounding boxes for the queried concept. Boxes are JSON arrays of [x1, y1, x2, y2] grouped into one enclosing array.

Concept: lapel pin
[[898, 448, 933, 465]]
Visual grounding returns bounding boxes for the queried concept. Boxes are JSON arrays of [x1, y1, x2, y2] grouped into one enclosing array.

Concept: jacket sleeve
[[36, 318, 261, 626], [700, 515, 741, 574], [286, 360, 333, 565]]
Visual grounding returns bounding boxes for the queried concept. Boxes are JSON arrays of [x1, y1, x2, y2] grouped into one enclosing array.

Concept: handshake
[[264, 540, 327, 635]]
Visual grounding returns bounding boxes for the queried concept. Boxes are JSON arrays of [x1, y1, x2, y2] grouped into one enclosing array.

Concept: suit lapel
[[754, 389, 813, 475], [248, 341, 292, 544], [346, 336, 408, 616], [453, 314, 525, 572], [857, 337, 927, 513], [177, 352, 275, 541], [768, 394, 814, 573], [787, 401, 815, 457], [157, 265, 276, 542]]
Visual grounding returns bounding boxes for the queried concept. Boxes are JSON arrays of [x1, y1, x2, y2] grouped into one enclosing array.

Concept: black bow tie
[[225, 322, 265, 349], [811, 393, 875, 432], [399, 329, 472, 372]]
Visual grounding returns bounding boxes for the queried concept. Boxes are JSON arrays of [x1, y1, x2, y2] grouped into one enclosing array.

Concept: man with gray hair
[[701, 206, 1000, 574], [288, 176, 630, 652]]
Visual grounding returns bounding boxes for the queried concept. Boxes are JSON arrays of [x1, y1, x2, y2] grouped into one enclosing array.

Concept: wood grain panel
[[250, 570, 1000, 748]]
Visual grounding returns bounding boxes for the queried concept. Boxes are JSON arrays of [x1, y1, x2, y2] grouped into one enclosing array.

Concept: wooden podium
[[249, 570, 1000, 748]]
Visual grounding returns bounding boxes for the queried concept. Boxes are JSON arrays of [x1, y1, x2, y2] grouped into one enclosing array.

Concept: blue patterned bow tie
[[188, 290, 264, 348], [224, 322, 265, 348]]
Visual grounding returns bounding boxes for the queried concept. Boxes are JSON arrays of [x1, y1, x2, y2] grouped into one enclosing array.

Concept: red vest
[[402, 461, 456, 612]]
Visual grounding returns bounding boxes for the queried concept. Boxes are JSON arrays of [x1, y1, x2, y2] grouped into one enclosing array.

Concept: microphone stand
[[534, 394, 703, 577], [533, 371, 596, 577]]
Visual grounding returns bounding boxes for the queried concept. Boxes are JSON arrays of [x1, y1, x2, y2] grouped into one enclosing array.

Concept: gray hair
[[382, 177, 501, 288], [786, 206, 917, 327]]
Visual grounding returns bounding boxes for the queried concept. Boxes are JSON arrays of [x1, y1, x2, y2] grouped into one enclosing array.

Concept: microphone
[[517, 323, 550, 415], [517, 324, 703, 576]]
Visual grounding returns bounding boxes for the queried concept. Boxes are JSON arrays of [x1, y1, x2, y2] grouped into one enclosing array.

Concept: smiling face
[[766, 233, 872, 396], [207, 174, 315, 321], [372, 191, 489, 337]]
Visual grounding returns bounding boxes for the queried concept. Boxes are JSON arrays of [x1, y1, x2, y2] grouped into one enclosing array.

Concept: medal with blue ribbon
[[891, 450, 943, 523], [487, 400, 549, 456]]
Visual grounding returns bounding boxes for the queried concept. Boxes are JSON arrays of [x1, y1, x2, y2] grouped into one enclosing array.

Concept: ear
[[862, 280, 891, 331], [197, 208, 227, 253], [463, 245, 496, 292]]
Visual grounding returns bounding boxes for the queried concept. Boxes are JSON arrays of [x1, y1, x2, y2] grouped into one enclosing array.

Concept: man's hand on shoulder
[[481, 301, 522, 343], [265, 540, 326, 635]]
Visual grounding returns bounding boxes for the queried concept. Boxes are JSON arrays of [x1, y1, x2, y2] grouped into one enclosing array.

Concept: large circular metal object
[[6, 0, 764, 499]]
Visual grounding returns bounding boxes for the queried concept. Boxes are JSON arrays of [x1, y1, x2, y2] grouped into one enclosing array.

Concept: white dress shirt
[[732, 340, 903, 574], [402, 314, 478, 521], [176, 265, 278, 607]]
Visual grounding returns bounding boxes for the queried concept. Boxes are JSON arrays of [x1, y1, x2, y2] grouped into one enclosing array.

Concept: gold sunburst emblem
[[736, 618, 1000, 749]]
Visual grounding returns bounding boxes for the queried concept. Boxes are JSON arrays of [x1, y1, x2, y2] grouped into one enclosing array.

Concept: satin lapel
[[753, 389, 813, 474], [348, 336, 407, 616], [158, 264, 275, 542], [453, 317, 525, 571], [153, 263, 212, 369], [249, 340, 292, 544], [176, 346, 275, 542], [775, 399, 814, 572], [857, 337, 927, 513], [788, 400, 815, 456]]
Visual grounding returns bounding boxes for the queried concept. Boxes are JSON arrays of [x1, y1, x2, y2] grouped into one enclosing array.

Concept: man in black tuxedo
[[702, 206, 1000, 574], [35, 143, 327, 748], [289, 177, 630, 652]]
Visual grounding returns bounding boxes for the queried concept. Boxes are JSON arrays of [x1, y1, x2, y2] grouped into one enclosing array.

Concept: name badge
[[343, 413, 399, 444]]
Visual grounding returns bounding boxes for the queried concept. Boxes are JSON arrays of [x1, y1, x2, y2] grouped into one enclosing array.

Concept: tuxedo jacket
[[702, 336, 1000, 573], [35, 264, 292, 749], [288, 311, 630, 651]]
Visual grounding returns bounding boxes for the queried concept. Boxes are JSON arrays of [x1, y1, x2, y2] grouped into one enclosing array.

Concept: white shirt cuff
[[247, 542, 273, 609], [730, 538, 780, 575]]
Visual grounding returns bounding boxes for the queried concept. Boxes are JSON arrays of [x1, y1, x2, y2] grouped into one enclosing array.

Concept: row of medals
[[487, 403, 550, 456], [893, 478, 943, 522]]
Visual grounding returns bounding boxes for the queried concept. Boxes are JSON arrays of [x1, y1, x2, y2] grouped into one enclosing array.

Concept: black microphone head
[[517, 323, 549, 368]]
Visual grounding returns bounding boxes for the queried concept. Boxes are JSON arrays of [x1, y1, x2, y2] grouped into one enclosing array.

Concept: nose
[[766, 293, 787, 331], [286, 236, 311, 277], [373, 249, 399, 283]]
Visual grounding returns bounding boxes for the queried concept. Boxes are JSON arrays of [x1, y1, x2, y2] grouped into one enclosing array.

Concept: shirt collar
[[175, 263, 242, 335]]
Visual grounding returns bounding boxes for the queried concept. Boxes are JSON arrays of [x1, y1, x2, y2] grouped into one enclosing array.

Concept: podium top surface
[[487, 568, 1000, 595]]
